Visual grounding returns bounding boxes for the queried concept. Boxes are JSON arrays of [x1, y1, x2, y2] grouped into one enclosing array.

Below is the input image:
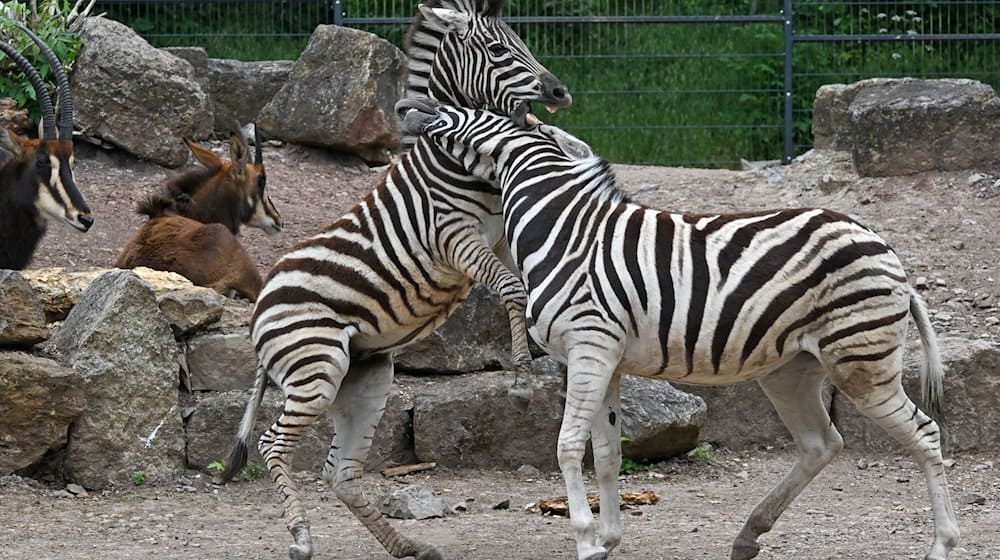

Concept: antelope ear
[[0, 128, 24, 158], [185, 138, 223, 169], [228, 130, 249, 180], [418, 4, 471, 35]]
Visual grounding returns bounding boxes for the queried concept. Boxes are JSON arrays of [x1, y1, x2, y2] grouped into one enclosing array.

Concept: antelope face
[[244, 165, 282, 235], [36, 140, 93, 232]]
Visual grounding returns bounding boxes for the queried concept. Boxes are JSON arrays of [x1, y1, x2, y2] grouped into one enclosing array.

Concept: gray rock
[[812, 78, 911, 151], [53, 270, 184, 489], [0, 353, 85, 475], [257, 25, 404, 164], [0, 270, 48, 347], [620, 377, 706, 461], [413, 358, 565, 470], [207, 58, 293, 135], [834, 337, 1000, 453], [848, 78, 1000, 177], [185, 385, 414, 473], [379, 485, 448, 520], [157, 287, 225, 337], [395, 284, 511, 374], [72, 18, 213, 167], [184, 332, 257, 391]]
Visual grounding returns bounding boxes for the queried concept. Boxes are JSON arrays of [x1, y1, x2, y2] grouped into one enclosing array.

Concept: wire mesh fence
[[91, 0, 1000, 168]]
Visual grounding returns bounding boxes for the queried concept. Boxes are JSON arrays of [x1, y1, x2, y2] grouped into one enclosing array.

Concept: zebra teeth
[[545, 104, 559, 114], [525, 113, 542, 127]]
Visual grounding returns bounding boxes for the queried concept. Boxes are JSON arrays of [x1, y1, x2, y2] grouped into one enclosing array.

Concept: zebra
[[397, 100, 960, 560], [221, 2, 571, 560]]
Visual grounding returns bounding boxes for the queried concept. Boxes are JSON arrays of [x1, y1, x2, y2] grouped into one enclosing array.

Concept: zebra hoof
[[730, 538, 761, 560], [506, 385, 533, 411], [582, 552, 607, 560], [289, 543, 312, 560]]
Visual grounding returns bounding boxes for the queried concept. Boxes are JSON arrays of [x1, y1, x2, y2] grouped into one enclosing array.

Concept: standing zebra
[[399, 101, 959, 560], [221, 2, 571, 560]]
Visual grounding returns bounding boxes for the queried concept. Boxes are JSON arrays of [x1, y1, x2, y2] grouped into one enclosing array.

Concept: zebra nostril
[[551, 86, 566, 99]]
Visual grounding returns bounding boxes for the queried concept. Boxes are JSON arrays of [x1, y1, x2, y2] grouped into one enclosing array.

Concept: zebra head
[[406, 0, 571, 128], [397, 98, 595, 178]]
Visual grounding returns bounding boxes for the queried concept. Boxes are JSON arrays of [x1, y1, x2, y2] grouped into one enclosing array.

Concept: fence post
[[782, 0, 793, 164], [332, 0, 344, 26]]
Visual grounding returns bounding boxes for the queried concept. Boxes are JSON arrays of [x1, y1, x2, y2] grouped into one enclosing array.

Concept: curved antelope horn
[[0, 40, 57, 140], [15, 23, 74, 140], [253, 123, 263, 164]]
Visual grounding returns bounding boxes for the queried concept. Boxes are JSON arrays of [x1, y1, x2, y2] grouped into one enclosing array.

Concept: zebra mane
[[404, 0, 506, 98]]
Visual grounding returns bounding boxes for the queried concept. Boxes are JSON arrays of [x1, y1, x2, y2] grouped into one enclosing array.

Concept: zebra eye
[[487, 43, 510, 57]]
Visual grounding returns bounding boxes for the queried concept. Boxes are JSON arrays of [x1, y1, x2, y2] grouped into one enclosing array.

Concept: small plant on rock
[[131, 470, 146, 486]]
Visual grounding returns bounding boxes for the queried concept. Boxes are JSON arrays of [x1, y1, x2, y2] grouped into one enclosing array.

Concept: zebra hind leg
[[732, 355, 843, 560], [588, 373, 623, 553], [259, 358, 343, 560], [829, 358, 959, 559], [323, 354, 442, 560]]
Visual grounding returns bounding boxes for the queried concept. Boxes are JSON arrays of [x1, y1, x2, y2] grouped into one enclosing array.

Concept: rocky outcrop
[[156, 287, 225, 337], [21, 267, 193, 321], [71, 17, 213, 167], [814, 78, 1000, 176], [0, 270, 48, 347], [0, 353, 85, 475], [206, 58, 293, 135], [53, 270, 184, 489], [395, 285, 513, 374], [257, 25, 405, 164]]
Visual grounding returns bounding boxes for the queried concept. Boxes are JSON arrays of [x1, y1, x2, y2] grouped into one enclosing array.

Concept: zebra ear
[[542, 125, 594, 160], [418, 5, 471, 35]]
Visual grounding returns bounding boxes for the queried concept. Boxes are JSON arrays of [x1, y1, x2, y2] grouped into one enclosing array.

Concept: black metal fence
[[94, 0, 1000, 168]]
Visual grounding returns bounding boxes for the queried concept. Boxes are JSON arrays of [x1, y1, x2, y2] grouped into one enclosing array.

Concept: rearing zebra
[[221, 2, 570, 560], [399, 101, 960, 560]]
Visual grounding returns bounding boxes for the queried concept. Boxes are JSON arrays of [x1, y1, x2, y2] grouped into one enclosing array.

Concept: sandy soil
[[12, 141, 1000, 559]]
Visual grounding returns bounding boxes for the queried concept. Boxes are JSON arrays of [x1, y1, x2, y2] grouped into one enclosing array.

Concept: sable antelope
[[0, 24, 92, 270], [115, 127, 281, 301]]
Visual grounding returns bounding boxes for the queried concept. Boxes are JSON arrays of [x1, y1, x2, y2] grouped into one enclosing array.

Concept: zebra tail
[[909, 287, 945, 420], [221, 365, 268, 483]]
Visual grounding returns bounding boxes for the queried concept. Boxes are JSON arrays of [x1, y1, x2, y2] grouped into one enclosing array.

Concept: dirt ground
[[1, 449, 997, 559], [11, 140, 1000, 558]]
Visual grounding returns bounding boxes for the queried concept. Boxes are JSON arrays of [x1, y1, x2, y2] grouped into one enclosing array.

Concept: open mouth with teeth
[[512, 94, 573, 128]]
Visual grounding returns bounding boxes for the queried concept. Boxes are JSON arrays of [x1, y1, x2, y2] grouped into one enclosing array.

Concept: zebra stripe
[[407, 104, 960, 560], [223, 4, 571, 560]]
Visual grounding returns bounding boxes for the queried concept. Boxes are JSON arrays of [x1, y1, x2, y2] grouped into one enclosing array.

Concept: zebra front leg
[[453, 237, 534, 408], [732, 357, 843, 560], [325, 354, 442, 560], [558, 343, 623, 560], [259, 363, 341, 560], [588, 372, 624, 553]]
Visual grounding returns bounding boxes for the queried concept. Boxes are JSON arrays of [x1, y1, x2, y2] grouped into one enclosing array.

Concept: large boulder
[[835, 78, 1000, 176], [413, 359, 565, 470], [812, 78, 911, 151], [53, 270, 185, 489], [620, 378, 706, 461], [257, 25, 405, 164], [0, 270, 48, 347], [0, 353, 85, 475], [833, 337, 1000, 453], [71, 18, 213, 167], [185, 386, 414, 473], [207, 58, 293, 135], [156, 287, 225, 337], [395, 285, 512, 374]]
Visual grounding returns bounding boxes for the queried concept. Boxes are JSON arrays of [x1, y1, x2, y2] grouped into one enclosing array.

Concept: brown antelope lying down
[[116, 126, 281, 300], [1, 25, 92, 270]]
